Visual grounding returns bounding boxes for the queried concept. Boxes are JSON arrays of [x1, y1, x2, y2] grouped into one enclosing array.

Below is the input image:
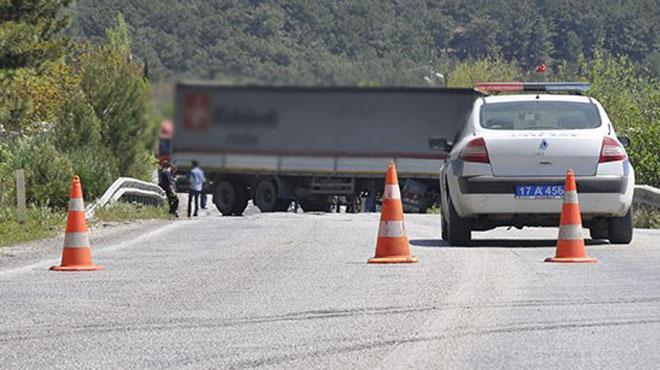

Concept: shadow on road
[[410, 238, 609, 249]]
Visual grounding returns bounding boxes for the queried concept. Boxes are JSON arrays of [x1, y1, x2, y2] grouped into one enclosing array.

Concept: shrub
[[447, 58, 523, 88], [0, 142, 15, 207], [68, 147, 117, 201], [10, 135, 74, 208]]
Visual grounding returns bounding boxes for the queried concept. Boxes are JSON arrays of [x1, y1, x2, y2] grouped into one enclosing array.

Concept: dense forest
[[71, 0, 659, 83]]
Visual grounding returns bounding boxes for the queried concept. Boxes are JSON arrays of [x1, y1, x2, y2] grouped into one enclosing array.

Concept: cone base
[[368, 255, 419, 264], [544, 257, 597, 263], [50, 264, 104, 272]]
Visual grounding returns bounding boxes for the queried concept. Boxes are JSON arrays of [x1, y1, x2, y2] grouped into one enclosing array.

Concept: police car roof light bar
[[476, 82, 592, 94]]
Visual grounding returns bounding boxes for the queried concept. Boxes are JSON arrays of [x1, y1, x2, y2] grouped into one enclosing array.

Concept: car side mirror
[[617, 136, 630, 147], [428, 137, 453, 152]]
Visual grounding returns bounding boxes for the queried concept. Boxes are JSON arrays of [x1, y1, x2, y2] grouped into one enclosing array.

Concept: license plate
[[515, 184, 564, 199]]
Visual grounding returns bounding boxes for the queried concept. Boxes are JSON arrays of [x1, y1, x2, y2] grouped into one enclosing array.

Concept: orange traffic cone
[[368, 162, 419, 264], [51, 176, 104, 271], [545, 169, 597, 263]]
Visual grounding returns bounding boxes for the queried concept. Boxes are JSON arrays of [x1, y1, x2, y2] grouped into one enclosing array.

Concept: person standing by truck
[[187, 160, 206, 217], [159, 160, 179, 217]]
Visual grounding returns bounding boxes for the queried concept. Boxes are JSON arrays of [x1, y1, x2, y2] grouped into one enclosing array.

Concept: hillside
[[70, 0, 659, 83]]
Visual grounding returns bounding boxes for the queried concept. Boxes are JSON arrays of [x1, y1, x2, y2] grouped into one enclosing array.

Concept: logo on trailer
[[183, 93, 211, 131]]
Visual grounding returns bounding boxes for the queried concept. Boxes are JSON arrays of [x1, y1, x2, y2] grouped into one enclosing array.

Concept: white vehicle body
[[439, 93, 635, 245]]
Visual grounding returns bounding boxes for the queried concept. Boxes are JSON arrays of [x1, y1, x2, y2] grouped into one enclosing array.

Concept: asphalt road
[[1, 209, 660, 369]]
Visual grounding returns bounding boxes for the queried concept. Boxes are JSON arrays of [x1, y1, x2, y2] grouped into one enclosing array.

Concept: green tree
[[570, 51, 660, 186], [447, 58, 522, 88], [79, 14, 157, 178], [0, 0, 73, 133], [0, 0, 72, 69]]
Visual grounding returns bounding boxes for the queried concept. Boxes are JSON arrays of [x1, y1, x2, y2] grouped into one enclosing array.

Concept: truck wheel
[[608, 208, 633, 244], [447, 198, 471, 246], [441, 217, 448, 241], [214, 181, 240, 216], [255, 180, 280, 212], [274, 199, 292, 212], [231, 185, 249, 216], [300, 200, 332, 212]]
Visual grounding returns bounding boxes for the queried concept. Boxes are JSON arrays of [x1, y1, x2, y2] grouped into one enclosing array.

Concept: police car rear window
[[480, 101, 601, 130]]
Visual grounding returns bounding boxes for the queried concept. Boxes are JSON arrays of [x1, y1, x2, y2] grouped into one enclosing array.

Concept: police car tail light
[[599, 136, 627, 163], [460, 137, 490, 163]]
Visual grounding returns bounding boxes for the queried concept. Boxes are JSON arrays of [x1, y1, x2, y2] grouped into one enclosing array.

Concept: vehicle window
[[480, 101, 601, 130]]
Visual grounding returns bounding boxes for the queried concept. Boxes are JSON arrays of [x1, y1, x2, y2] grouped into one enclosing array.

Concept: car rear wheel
[[589, 220, 609, 240], [447, 198, 471, 246], [608, 208, 633, 244]]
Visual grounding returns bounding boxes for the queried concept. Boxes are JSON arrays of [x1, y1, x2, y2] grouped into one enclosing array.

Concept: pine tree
[[0, 0, 72, 69]]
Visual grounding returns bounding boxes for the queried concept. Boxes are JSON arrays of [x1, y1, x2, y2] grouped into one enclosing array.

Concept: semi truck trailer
[[170, 82, 483, 215]]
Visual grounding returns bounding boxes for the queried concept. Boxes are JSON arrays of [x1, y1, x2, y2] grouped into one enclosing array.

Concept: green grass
[[0, 202, 170, 247], [0, 206, 66, 247], [93, 202, 171, 223]]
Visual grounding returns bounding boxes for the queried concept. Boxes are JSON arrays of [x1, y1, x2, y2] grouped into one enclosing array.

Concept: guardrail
[[633, 185, 660, 209], [85, 177, 166, 219]]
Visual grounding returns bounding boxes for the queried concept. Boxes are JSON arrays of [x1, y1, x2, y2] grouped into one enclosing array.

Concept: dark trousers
[[200, 188, 207, 209], [165, 190, 179, 215], [188, 190, 201, 217]]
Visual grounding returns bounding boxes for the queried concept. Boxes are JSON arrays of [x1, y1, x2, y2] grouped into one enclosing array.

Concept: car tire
[[608, 208, 633, 244], [214, 181, 239, 216], [589, 227, 608, 240], [447, 198, 471, 246]]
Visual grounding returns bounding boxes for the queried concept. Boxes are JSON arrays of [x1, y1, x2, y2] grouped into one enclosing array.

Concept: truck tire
[[300, 200, 332, 212], [231, 185, 249, 216], [447, 198, 471, 246], [214, 181, 241, 216], [441, 217, 448, 241], [608, 208, 633, 244], [255, 180, 289, 212]]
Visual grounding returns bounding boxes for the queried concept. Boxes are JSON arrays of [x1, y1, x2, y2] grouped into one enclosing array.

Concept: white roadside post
[[16, 169, 26, 224]]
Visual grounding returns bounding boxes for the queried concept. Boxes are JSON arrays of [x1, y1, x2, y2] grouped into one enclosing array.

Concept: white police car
[[432, 82, 634, 246]]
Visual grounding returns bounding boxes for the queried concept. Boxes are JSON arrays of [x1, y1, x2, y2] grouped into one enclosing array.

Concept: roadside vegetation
[[0, 0, 658, 238], [93, 203, 170, 223], [0, 207, 66, 247], [1, 1, 163, 245], [634, 206, 660, 229], [0, 204, 170, 248]]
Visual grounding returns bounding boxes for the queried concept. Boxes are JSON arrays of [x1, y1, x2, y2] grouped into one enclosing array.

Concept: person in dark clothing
[[187, 160, 206, 217], [159, 160, 179, 217]]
